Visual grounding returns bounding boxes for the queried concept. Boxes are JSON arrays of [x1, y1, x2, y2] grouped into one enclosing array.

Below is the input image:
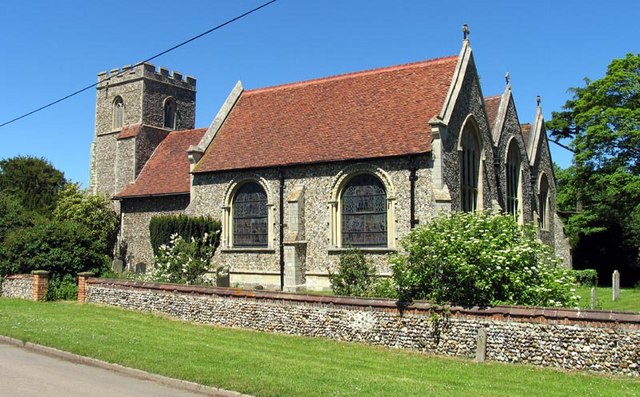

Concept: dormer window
[[164, 97, 177, 129], [113, 96, 124, 129]]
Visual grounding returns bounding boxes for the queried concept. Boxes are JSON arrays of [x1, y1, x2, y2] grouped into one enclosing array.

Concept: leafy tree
[[0, 193, 40, 242], [53, 184, 119, 256], [0, 156, 67, 216], [0, 220, 109, 280], [390, 211, 578, 308], [547, 53, 640, 284]]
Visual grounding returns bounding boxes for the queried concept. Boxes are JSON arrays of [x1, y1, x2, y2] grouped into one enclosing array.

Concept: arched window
[[233, 182, 268, 247], [341, 174, 387, 247], [113, 96, 124, 129], [538, 173, 550, 230], [163, 97, 176, 129], [506, 140, 522, 219], [460, 124, 481, 212]]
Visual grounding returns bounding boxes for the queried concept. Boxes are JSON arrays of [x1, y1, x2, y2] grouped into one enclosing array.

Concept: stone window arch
[[538, 173, 550, 230], [222, 176, 274, 249], [113, 96, 124, 129], [163, 97, 177, 129], [505, 138, 523, 221], [329, 164, 395, 249], [458, 116, 483, 212]]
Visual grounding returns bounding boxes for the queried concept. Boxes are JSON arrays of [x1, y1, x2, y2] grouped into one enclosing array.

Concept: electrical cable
[[0, 0, 278, 129]]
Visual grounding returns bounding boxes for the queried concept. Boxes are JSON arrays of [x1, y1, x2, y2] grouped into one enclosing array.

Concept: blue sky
[[1, 0, 638, 186]]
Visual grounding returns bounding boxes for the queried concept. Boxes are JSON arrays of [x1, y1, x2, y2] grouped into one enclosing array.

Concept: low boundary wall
[[1, 275, 33, 300], [85, 278, 640, 376]]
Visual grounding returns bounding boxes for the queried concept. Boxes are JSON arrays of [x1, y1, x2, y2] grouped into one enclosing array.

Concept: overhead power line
[[0, 0, 278, 129]]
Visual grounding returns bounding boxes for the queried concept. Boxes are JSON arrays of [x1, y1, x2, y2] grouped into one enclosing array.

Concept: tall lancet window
[[460, 124, 481, 212], [163, 97, 176, 129], [538, 173, 550, 230], [113, 96, 124, 129], [506, 140, 522, 219]]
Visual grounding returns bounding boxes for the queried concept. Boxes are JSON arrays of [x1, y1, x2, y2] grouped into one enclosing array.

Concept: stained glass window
[[341, 174, 387, 246], [233, 182, 268, 247], [461, 126, 480, 212], [506, 140, 521, 218]]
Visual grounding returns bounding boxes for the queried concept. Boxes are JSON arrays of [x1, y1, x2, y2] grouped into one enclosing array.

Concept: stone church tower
[[89, 63, 196, 204]]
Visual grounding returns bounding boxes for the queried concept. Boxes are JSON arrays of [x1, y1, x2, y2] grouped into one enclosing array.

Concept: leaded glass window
[[233, 182, 268, 247], [506, 140, 521, 218], [341, 174, 387, 246], [461, 126, 480, 212], [113, 96, 124, 129], [539, 174, 549, 230]]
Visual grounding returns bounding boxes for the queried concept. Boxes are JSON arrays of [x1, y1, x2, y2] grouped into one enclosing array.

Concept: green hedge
[[149, 214, 221, 256], [572, 269, 598, 287]]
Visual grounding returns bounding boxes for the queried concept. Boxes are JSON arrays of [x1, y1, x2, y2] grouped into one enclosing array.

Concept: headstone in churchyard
[[590, 287, 597, 309], [135, 263, 147, 274], [612, 270, 620, 301], [111, 259, 123, 273], [475, 326, 487, 362]]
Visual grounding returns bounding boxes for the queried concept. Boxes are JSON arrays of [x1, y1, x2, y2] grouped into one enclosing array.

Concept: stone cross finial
[[463, 24, 470, 40], [536, 95, 541, 107], [505, 72, 511, 86]]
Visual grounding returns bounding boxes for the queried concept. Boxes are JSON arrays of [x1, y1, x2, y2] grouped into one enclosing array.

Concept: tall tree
[[548, 53, 640, 285], [0, 156, 67, 217]]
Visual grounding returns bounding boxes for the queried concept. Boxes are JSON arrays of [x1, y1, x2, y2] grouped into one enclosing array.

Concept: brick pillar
[[31, 270, 49, 301], [78, 272, 94, 304]]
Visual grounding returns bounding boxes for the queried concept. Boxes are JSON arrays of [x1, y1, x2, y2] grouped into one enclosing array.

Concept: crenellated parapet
[[97, 63, 196, 90]]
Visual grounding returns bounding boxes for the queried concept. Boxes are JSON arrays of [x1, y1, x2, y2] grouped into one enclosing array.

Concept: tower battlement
[[97, 63, 196, 90]]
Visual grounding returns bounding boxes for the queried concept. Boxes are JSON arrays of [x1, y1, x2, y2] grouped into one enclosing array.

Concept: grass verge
[[0, 298, 638, 397], [576, 287, 640, 312]]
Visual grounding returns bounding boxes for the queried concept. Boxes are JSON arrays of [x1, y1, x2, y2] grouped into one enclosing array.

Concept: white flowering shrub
[[150, 232, 223, 285], [390, 211, 579, 308]]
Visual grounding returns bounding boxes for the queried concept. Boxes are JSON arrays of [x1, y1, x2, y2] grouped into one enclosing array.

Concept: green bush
[[149, 233, 221, 285], [329, 248, 397, 298], [572, 269, 598, 287], [329, 248, 376, 296], [149, 214, 221, 256], [0, 220, 109, 279], [390, 211, 579, 308], [46, 274, 78, 301]]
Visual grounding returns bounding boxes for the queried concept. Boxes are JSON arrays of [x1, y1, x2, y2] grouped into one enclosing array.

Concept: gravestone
[[612, 270, 620, 301], [590, 287, 597, 309], [111, 259, 123, 273]]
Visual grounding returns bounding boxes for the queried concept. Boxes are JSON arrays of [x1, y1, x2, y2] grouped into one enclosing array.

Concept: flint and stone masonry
[[85, 278, 640, 376]]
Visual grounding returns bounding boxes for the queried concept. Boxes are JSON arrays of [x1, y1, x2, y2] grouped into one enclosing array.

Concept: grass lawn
[[576, 287, 640, 312], [0, 299, 638, 397]]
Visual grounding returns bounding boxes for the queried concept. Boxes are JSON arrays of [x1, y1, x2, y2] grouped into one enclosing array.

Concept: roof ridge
[[245, 55, 458, 95]]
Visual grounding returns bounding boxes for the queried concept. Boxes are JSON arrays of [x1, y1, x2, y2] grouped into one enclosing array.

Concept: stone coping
[[87, 278, 640, 327]]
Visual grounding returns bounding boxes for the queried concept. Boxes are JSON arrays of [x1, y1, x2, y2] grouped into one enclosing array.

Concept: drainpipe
[[278, 169, 285, 291], [409, 157, 418, 229]]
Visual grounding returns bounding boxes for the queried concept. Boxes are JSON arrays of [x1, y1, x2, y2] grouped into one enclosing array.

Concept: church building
[[90, 33, 570, 291]]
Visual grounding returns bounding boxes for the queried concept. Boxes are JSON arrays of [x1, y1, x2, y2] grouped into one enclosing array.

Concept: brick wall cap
[[4, 274, 32, 279], [31, 270, 49, 276], [87, 278, 640, 325], [78, 272, 95, 277]]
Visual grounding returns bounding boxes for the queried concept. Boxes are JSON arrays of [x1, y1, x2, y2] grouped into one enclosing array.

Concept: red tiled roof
[[520, 124, 532, 146], [118, 124, 142, 139], [484, 95, 501, 130], [115, 128, 206, 198], [195, 56, 458, 173]]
